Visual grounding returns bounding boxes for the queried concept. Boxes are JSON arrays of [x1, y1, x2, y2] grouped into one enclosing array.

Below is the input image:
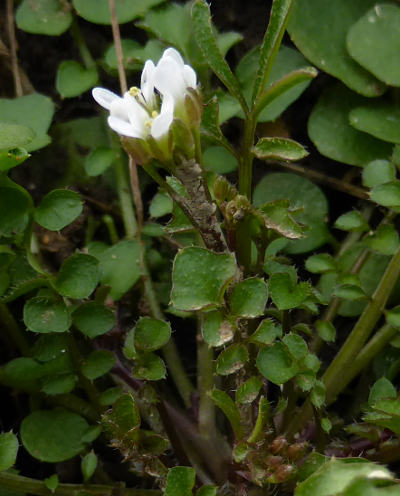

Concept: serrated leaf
[[165, 467, 196, 496], [133, 353, 166, 381], [269, 272, 311, 310], [216, 344, 248, 376], [249, 318, 282, 345]]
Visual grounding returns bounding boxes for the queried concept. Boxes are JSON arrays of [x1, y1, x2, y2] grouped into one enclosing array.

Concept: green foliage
[[73, 302, 115, 338], [24, 296, 71, 333], [81, 451, 98, 482], [257, 342, 299, 384], [34, 190, 82, 231], [209, 389, 243, 439], [165, 467, 196, 496], [215, 344, 248, 376], [0, 432, 18, 472], [253, 137, 308, 161], [229, 278, 268, 318], [0, 123, 34, 151], [82, 350, 116, 380], [133, 317, 171, 351], [16, 0, 72, 36], [56, 61, 98, 99], [55, 254, 100, 299]]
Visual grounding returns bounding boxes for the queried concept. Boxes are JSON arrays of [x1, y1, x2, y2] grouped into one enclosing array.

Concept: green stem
[[102, 214, 119, 244], [197, 318, 216, 437], [114, 150, 137, 239], [0, 302, 30, 355], [0, 471, 160, 496], [70, 20, 96, 69]]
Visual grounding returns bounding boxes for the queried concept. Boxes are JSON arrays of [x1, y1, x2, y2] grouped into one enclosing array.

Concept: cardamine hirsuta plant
[[2, 0, 400, 495]]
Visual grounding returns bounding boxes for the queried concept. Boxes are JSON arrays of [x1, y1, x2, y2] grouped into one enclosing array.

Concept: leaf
[[347, 4, 400, 87], [282, 332, 308, 360], [56, 61, 98, 99], [103, 39, 164, 72], [253, 172, 330, 254], [24, 296, 71, 333], [249, 318, 282, 345], [0, 432, 18, 471], [133, 317, 171, 351], [44, 474, 59, 492], [97, 240, 141, 301], [82, 350, 116, 380], [258, 199, 305, 240], [362, 160, 396, 188], [73, 302, 115, 339], [21, 409, 89, 462], [133, 353, 166, 381], [171, 247, 237, 311], [209, 389, 243, 439], [192, 0, 247, 112], [41, 373, 76, 395], [288, 0, 385, 96], [0, 186, 31, 237], [103, 394, 140, 436], [365, 224, 400, 256], [236, 376, 263, 404], [34, 189, 82, 231], [252, 0, 295, 102], [386, 306, 400, 328], [55, 254, 100, 299], [256, 342, 299, 384], [369, 377, 397, 405], [306, 254, 336, 274], [216, 344, 248, 376], [16, 0, 72, 36], [0, 94, 54, 151], [308, 84, 392, 166], [253, 137, 308, 161], [0, 147, 30, 172], [370, 181, 400, 207], [165, 467, 196, 496], [334, 211, 369, 232], [73, 0, 164, 25], [0, 123, 34, 150], [269, 272, 311, 310], [201, 97, 235, 153], [229, 278, 268, 318], [350, 101, 400, 145], [84, 147, 116, 177], [315, 321, 336, 343], [203, 146, 238, 174], [202, 310, 233, 347]]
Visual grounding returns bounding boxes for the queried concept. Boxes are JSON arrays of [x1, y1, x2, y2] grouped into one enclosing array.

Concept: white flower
[[153, 48, 197, 103], [92, 87, 173, 140]]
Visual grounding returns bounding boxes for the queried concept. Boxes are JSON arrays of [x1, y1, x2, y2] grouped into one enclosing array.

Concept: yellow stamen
[[151, 110, 159, 118], [129, 86, 141, 97], [145, 120, 153, 128]]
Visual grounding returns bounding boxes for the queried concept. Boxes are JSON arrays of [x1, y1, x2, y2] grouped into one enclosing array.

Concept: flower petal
[[154, 58, 186, 99], [151, 111, 173, 140], [109, 97, 131, 122], [160, 47, 184, 67], [92, 88, 120, 110], [123, 93, 149, 130], [141, 60, 156, 108], [183, 65, 197, 89], [108, 116, 144, 139]]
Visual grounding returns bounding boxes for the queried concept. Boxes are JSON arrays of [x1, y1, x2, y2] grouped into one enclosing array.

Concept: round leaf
[[236, 376, 263, 404], [34, 189, 82, 231], [73, 0, 164, 25], [308, 84, 392, 166], [315, 320, 336, 343], [16, 0, 72, 36], [203, 146, 238, 174], [0, 123, 34, 150], [82, 350, 115, 380], [202, 310, 233, 347], [21, 409, 89, 462], [56, 61, 98, 99], [362, 160, 396, 188], [171, 247, 237, 311], [24, 296, 71, 333], [249, 319, 282, 345], [229, 278, 268, 318], [133, 352, 166, 381], [350, 101, 400, 144], [216, 344, 248, 376], [334, 210, 369, 232], [288, 0, 385, 96], [0, 186, 31, 236], [347, 4, 400, 87], [0, 147, 30, 172], [41, 373, 76, 395], [305, 254, 336, 274], [55, 254, 100, 299], [73, 302, 115, 338], [0, 432, 18, 471], [269, 273, 311, 310], [84, 147, 115, 177], [370, 181, 400, 207], [365, 224, 400, 256], [256, 342, 299, 384], [134, 317, 171, 351]]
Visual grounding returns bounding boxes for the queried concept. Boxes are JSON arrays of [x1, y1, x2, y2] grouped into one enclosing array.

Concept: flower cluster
[[92, 48, 199, 163]]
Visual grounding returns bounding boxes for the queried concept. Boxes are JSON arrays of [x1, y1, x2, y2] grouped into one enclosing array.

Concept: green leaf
[[165, 467, 196, 496], [16, 0, 72, 36], [103, 39, 164, 72], [254, 172, 330, 254], [196, 487, 217, 496], [386, 306, 400, 328], [209, 389, 243, 439], [295, 458, 393, 496], [0, 123, 34, 150], [97, 240, 141, 301], [253, 137, 308, 161], [0, 186, 31, 237], [350, 101, 400, 145], [315, 320, 336, 343], [44, 474, 59, 492], [103, 394, 140, 436], [347, 4, 400, 87], [171, 247, 237, 311], [73, 0, 164, 25], [84, 147, 115, 177], [34, 189, 82, 231], [369, 377, 397, 405], [133, 353, 166, 381], [365, 224, 400, 256], [257, 342, 299, 384], [32, 333, 69, 362], [308, 84, 392, 166], [55, 254, 100, 299], [0, 94, 54, 151], [334, 211, 369, 232], [0, 147, 30, 172], [149, 190, 173, 218], [216, 344, 248, 376], [56, 61, 98, 99], [251, 0, 295, 102], [362, 160, 396, 188], [41, 373, 76, 395], [306, 254, 336, 274], [311, 380, 326, 408], [133, 317, 171, 351], [192, 0, 247, 112], [229, 278, 268, 318], [236, 376, 263, 404], [21, 409, 89, 462], [82, 350, 115, 380], [282, 332, 308, 360], [288, 0, 385, 96], [269, 272, 311, 310], [370, 181, 400, 207], [201, 97, 236, 153], [0, 432, 18, 471], [202, 310, 233, 347], [258, 199, 305, 240], [203, 146, 238, 174], [99, 387, 123, 406], [249, 318, 282, 345], [73, 302, 115, 339], [24, 296, 71, 333], [81, 451, 98, 482]]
